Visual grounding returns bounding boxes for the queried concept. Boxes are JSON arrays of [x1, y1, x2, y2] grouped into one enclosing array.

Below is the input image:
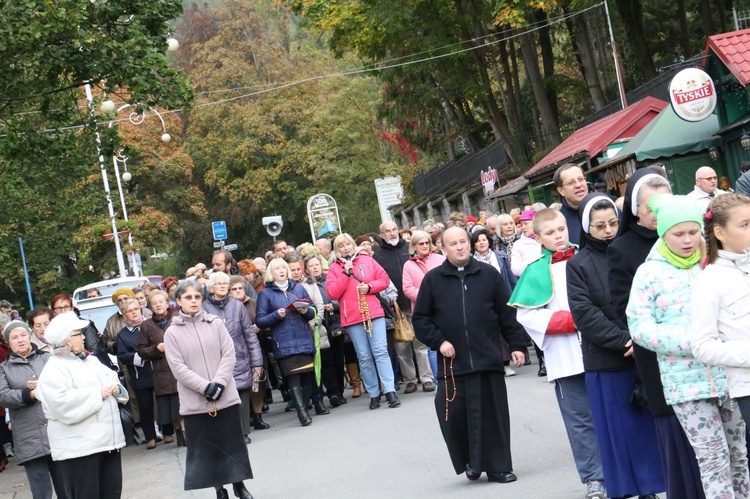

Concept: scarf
[[473, 249, 494, 266], [276, 280, 289, 292], [552, 246, 576, 264], [658, 240, 700, 269], [500, 234, 517, 257], [124, 314, 144, 328], [152, 309, 173, 331], [508, 244, 577, 309]]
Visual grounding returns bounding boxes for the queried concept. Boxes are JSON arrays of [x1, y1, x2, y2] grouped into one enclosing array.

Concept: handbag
[[392, 302, 415, 343], [119, 404, 139, 446]]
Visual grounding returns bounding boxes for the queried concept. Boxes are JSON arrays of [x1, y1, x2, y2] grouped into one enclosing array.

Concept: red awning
[[524, 96, 667, 180]]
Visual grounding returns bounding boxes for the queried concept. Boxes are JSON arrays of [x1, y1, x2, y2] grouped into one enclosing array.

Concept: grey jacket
[[736, 171, 750, 198], [0, 347, 50, 464], [202, 296, 263, 390]]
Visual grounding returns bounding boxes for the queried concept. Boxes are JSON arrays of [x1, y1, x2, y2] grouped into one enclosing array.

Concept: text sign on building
[[669, 68, 717, 122], [374, 176, 404, 224], [481, 167, 498, 195], [306, 193, 342, 244]]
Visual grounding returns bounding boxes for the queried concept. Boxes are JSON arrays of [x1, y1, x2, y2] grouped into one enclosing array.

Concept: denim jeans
[[346, 318, 394, 396], [427, 348, 438, 379]]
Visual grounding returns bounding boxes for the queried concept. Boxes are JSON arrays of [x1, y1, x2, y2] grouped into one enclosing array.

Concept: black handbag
[[119, 404, 139, 446]]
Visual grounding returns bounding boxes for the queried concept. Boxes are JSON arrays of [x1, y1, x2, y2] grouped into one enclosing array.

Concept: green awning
[[608, 106, 720, 162]]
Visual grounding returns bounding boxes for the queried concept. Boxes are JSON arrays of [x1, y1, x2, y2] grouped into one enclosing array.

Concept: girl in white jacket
[[692, 193, 750, 424]]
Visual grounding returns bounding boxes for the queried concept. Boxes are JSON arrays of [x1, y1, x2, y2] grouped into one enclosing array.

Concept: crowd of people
[[3, 160, 750, 498]]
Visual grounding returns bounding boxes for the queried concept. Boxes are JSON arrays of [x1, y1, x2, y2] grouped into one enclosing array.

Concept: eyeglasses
[[562, 176, 586, 188], [416, 241, 431, 246], [181, 294, 202, 301], [213, 282, 229, 287], [698, 176, 717, 181], [230, 287, 244, 292], [53, 304, 72, 312], [590, 220, 620, 231]]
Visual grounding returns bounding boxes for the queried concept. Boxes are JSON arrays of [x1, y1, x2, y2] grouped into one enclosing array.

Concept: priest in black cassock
[[413, 226, 527, 483]]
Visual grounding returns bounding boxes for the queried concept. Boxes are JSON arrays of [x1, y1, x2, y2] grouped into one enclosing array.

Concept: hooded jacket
[[326, 254, 390, 327], [608, 166, 673, 416], [412, 258, 527, 379], [691, 250, 750, 399], [373, 238, 411, 309], [628, 244, 727, 405], [256, 281, 316, 360], [202, 294, 263, 390], [0, 347, 50, 464], [164, 310, 240, 416]]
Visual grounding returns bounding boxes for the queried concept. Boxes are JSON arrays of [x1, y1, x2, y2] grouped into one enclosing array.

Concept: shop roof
[[487, 175, 529, 199], [706, 28, 750, 86], [524, 96, 667, 180], [605, 105, 719, 164]]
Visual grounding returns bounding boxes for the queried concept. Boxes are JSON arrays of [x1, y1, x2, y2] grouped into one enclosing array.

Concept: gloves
[[204, 382, 225, 401]]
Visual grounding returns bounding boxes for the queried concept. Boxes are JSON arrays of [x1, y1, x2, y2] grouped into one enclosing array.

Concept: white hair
[[206, 271, 229, 288]]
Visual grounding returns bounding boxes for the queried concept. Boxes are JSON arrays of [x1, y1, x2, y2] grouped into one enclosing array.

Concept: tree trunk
[[534, 10, 559, 125], [518, 30, 561, 147], [498, 38, 522, 133], [591, 11, 615, 98], [677, 0, 691, 59], [563, 3, 607, 110], [509, 39, 525, 134], [701, 0, 717, 35], [616, 0, 658, 82], [526, 74, 544, 150], [715, 0, 727, 32]]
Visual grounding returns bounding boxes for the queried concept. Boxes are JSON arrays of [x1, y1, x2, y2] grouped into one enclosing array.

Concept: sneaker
[[404, 382, 418, 394], [2, 444, 12, 458], [504, 367, 516, 377], [422, 381, 435, 392], [585, 480, 606, 499]]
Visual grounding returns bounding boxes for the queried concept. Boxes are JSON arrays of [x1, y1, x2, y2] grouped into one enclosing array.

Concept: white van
[[72, 277, 150, 332]]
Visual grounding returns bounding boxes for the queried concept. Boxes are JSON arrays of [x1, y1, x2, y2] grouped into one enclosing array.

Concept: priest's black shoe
[[314, 400, 330, 415], [216, 488, 229, 499], [487, 471, 517, 483], [537, 359, 547, 377], [465, 465, 481, 481]]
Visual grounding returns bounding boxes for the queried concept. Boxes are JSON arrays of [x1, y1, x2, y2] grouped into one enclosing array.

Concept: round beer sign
[[669, 68, 717, 122]]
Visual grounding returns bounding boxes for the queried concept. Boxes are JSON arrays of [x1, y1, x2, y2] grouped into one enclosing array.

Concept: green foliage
[[0, 0, 195, 307]]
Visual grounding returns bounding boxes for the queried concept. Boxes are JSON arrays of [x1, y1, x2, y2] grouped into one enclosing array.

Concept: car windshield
[[78, 302, 119, 333], [73, 278, 147, 302]]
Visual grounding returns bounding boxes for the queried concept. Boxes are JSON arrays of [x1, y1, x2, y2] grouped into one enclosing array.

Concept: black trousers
[[134, 387, 156, 441], [50, 450, 122, 499], [328, 334, 346, 395]]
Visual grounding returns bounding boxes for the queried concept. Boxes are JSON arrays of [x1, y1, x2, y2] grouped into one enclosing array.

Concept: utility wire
[[5, 2, 604, 134]]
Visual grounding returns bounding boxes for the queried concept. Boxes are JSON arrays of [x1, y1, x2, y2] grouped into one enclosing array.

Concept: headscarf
[[577, 193, 619, 250], [616, 166, 669, 239]]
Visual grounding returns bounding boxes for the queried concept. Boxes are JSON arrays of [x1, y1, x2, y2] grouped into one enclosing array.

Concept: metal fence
[[734, 8, 750, 30], [413, 139, 509, 197], [578, 58, 701, 128]]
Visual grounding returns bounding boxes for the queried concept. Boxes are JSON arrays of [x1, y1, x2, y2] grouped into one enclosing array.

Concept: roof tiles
[[707, 28, 750, 86], [524, 96, 667, 179]]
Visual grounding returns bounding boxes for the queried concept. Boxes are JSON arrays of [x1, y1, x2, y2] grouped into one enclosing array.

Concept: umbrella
[[312, 309, 321, 386]]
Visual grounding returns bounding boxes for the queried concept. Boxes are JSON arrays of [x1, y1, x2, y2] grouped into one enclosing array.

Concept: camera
[[262, 216, 283, 237]]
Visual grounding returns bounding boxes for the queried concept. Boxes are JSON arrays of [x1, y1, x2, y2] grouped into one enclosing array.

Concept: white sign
[[481, 167, 498, 195], [213, 241, 223, 248], [306, 193, 342, 244], [224, 244, 238, 251], [374, 176, 404, 224], [669, 68, 717, 122]]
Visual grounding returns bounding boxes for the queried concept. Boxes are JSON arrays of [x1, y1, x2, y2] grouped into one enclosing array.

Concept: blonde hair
[[705, 193, 750, 264], [532, 208, 566, 235], [118, 297, 140, 315], [409, 230, 433, 253], [332, 233, 357, 259], [265, 258, 291, 283]]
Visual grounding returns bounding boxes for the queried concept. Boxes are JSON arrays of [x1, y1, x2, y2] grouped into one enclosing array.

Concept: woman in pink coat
[[402, 230, 445, 377], [326, 233, 400, 410]]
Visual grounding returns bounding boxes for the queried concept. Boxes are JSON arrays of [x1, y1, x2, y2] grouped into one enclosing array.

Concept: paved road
[[0, 365, 667, 498]]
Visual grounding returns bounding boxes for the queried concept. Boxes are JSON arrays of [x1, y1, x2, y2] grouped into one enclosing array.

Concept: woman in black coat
[[606, 167, 704, 499], [567, 193, 664, 498]]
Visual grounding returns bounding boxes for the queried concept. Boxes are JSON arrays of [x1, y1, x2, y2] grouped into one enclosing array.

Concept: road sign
[[374, 176, 404, 223], [212, 221, 227, 240], [224, 244, 238, 251], [213, 241, 223, 248]]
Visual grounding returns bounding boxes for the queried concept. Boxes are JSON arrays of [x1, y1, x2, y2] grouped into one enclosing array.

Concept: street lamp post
[[85, 84, 128, 278], [107, 104, 171, 277]]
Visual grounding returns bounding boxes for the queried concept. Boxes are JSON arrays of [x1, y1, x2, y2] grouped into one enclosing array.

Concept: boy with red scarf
[[508, 209, 606, 499]]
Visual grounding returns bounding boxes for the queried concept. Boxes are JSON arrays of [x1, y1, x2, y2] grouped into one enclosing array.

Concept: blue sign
[[212, 221, 227, 240]]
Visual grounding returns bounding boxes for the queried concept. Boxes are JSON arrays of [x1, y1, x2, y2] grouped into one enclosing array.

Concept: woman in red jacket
[[326, 233, 400, 410]]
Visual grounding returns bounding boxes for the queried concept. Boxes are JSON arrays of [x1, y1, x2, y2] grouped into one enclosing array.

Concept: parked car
[[73, 277, 150, 332]]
